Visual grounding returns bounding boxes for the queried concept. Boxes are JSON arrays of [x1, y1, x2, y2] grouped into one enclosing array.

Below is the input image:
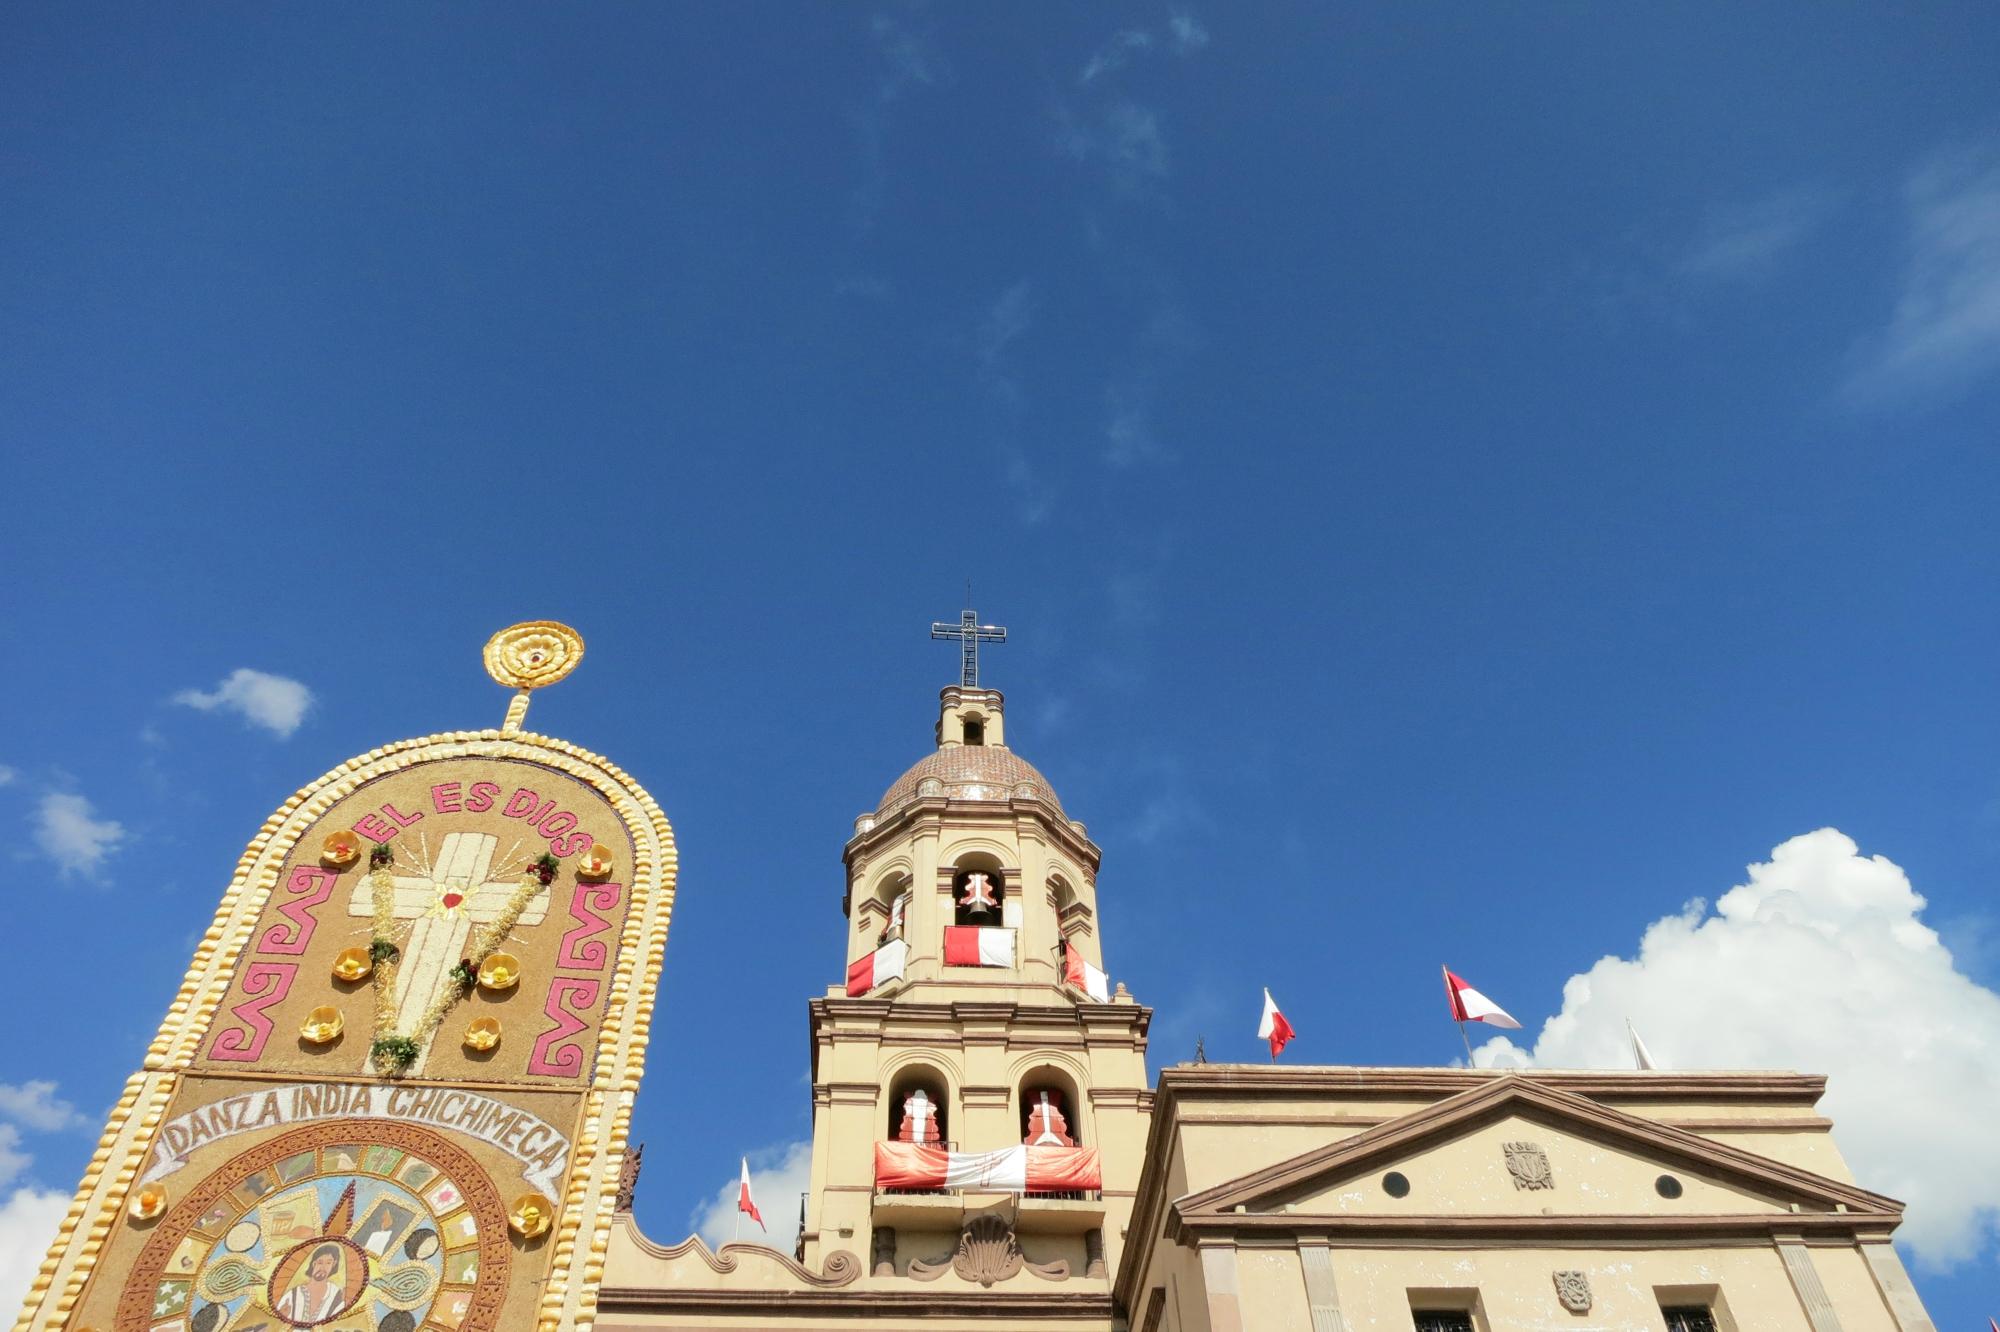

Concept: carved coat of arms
[[1553, 1270, 1591, 1313], [1503, 1140, 1554, 1190]]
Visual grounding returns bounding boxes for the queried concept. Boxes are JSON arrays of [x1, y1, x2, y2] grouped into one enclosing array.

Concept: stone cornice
[[598, 1287, 1116, 1320], [845, 796, 1103, 874], [1169, 1210, 1906, 1246]]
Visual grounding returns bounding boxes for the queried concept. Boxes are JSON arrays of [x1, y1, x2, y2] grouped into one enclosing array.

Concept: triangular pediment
[[1174, 1075, 1899, 1231]]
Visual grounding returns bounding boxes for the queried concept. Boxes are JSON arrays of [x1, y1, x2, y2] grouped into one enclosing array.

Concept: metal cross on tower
[[931, 607, 1007, 687]]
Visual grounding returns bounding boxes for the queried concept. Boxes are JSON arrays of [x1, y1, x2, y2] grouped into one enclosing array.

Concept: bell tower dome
[[798, 611, 1151, 1293]]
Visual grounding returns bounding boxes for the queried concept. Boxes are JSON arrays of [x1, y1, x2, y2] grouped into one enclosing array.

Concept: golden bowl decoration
[[463, 1017, 502, 1051], [578, 844, 616, 880], [508, 1192, 554, 1239], [321, 831, 362, 868], [331, 946, 373, 983], [300, 1006, 344, 1044], [128, 1182, 168, 1222], [476, 952, 521, 991]]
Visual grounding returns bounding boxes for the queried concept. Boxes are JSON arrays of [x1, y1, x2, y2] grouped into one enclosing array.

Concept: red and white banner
[[1258, 987, 1296, 1058], [738, 1156, 765, 1230], [943, 926, 1014, 968], [874, 1142, 1101, 1192], [1063, 942, 1109, 1002], [1442, 966, 1521, 1029], [846, 938, 909, 997]]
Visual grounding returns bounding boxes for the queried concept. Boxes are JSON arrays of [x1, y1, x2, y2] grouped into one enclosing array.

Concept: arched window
[[962, 713, 986, 746], [871, 872, 912, 943], [1017, 1065, 1083, 1148], [952, 856, 1005, 927], [886, 1065, 949, 1148]]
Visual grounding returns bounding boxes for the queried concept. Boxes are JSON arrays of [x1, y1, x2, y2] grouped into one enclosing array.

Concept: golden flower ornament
[[463, 1016, 502, 1051], [476, 952, 521, 991], [578, 844, 616, 879], [331, 946, 373, 983], [321, 831, 361, 867], [509, 1192, 554, 1239], [300, 1006, 344, 1044], [128, 1182, 168, 1222], [483, 621, 584, 691]]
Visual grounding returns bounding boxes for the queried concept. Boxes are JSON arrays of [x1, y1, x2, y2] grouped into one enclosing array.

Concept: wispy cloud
[[0, 1078, 92, 1312], [1102, 290, 1200, 467], [33, 792, 124, 879], [850, 13, 951, 234], [173, 668, 313, 738], [0, 766, 15, 788], [1679, 187, 1832, 280], [1080, 29, 1152, 85], [972, 282, 1054, 525], [1849, 147, 2000, 402], [1059, 100, 1170, 194], [1168, 11, 1210, 53]]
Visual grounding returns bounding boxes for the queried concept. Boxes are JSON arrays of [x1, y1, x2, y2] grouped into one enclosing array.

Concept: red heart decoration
[[442, 891, 464, 909]]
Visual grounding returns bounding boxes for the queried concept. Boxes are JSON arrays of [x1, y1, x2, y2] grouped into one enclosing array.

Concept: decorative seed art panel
[[23, 627, 677, 1332]]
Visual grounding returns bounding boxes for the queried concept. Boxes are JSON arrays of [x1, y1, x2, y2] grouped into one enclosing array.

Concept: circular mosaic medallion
[[122, 1120, 510, 1332]]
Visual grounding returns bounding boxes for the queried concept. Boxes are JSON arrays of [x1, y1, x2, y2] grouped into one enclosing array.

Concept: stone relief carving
[[614, 1142, 644, 1212], [1553, 1270, 1591, 1313], [909, 1214, 1069, 1286], [1503, 1140, 1555, 1190]]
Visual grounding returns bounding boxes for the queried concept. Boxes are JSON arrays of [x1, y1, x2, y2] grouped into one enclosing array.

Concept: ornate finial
[[484, 621, 585, 733], [615, 1142, 644, 1212], [930, 606, 1007, 688], [1194, 1035, 1206, 1065]]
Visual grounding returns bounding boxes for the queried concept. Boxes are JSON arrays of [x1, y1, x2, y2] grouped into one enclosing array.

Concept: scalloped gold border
[[14, 729, 677, 1332]]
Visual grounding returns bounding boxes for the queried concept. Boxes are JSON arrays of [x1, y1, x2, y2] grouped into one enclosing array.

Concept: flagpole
[[1457, 1019, 1476, 1065]]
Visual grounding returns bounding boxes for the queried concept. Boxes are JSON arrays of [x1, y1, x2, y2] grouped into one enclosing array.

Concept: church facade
[[17, 625, 1940, 1332]]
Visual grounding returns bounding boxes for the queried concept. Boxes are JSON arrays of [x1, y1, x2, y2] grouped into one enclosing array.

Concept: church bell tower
[[798, 610, 1151, 1287]]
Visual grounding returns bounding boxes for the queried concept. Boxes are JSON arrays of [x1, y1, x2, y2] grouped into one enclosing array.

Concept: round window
[[1655, 1173, 1684, 1199], [1382, 1170, 1411, 1198]]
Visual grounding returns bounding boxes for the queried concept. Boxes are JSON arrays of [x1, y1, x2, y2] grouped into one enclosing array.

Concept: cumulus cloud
[[1850, 147, 2000, 401], [1474, 828, 2000, 1268], [0, 1084, 81, 1134], [692, 1142, 812, 1254], [34, 793, 124, 878], [173, 668, 313, 738], [0, 1188, 69, 1313]]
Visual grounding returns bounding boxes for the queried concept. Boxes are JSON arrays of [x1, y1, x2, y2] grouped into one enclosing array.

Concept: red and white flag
[[943, 925, 1014, 968], [1442, 966, 1521, 1029], [1063, 942, 1110, 1002], [845, 938, 908, 997], [875, 1142, 1102, 1193], [737, 1157, 765, 1231], [1258, 987, 1296, 1058]]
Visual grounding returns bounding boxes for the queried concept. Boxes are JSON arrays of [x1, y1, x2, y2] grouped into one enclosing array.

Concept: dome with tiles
[[876, 744, 1066, 818]]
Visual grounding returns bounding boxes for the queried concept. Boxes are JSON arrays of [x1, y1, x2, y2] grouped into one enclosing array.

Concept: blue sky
[[4, 3, 1999, 1322]]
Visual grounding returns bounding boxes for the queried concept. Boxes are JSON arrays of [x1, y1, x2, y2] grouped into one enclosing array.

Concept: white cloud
[[1060, 101, 1169, 192], [33, 793, 124, 878], [0, 765, 16, 787], [691, 1142, 812, 1254], [0, 1188, 68, 1314], [1169, 11, 1210, 54], [173, 668, 313, 738], [1475, 828, 2000, 1269], [0, 1084, 80, 1134], [1850, 147, 2000, 400], [1081, 29, 1152, 84], [1680, 187, 1830, 279]]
